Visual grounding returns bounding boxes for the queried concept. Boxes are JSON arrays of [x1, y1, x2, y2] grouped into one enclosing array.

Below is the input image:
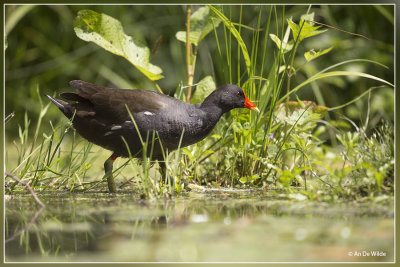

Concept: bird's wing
[[63, 80, 168, 123]]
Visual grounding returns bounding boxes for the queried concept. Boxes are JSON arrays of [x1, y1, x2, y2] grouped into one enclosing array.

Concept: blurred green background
[[5, 5, 394, 139]]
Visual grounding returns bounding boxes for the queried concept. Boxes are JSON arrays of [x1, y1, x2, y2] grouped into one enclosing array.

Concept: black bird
[[47, 80, 259, 192]]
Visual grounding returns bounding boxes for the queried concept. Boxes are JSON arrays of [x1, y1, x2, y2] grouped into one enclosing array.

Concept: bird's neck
[[180, 104, 222, 146], [200, 90, 229, 116], [199, 101, 225, 123], [176, 100, 226, 147]]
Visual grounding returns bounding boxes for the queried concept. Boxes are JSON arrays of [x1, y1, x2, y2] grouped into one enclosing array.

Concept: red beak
[[243, 92, 260, 113]]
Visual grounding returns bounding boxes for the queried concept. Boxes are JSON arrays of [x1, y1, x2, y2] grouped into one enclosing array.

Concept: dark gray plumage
[[47, 80, 259, 192]]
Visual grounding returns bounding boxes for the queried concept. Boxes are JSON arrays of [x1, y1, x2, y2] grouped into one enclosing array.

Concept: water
[[5, 191, 394, 262]]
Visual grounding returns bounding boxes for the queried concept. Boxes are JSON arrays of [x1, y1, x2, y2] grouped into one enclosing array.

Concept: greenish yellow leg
[[103, 153, 117, 193]]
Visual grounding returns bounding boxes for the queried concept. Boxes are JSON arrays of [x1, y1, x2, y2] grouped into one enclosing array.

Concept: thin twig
[[119, 176, 136, 188], [311, 20, 370, 40], [5, 172, 46, 207]]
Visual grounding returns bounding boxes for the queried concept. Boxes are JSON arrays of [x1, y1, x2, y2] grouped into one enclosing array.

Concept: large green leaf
[[191, 76, 216, 104], [74, 10, 163, 81], [176, 6, 222, 46]]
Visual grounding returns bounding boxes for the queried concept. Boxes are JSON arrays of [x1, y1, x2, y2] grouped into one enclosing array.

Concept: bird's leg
[[158, 160, 176, 191], [158, 160, 167, 185], [103, 153, 118, 193]]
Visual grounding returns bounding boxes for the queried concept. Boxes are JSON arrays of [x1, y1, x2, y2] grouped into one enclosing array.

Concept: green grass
[[5, 5, 394, 200]]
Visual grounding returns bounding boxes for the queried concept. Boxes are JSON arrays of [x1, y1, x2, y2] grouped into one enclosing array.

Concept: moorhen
[[47, 80, 259, 192]]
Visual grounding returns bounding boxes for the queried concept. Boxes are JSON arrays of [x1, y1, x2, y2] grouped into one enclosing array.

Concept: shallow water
[[5, 191, 394, 262]]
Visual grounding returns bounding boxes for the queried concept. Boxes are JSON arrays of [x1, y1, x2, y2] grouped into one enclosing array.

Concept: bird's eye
[[236, 91, 241, 96]]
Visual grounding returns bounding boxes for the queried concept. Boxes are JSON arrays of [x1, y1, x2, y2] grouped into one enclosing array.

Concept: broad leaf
[[191, 75, 216, 104], [176, 6, 222, 45], [74, 10, 163, 81], [287, 18, 327, 42], [304, 47, 333, 62]]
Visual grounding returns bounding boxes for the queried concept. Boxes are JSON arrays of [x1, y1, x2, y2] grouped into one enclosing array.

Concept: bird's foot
[[103, 153, 118, 193]]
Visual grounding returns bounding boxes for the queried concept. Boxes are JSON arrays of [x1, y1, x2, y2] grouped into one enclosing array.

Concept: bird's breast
[[131, 109, 208, 148]]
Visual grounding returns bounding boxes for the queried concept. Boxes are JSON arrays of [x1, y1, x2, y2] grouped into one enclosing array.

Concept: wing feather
[[67, 80, 169, 123]]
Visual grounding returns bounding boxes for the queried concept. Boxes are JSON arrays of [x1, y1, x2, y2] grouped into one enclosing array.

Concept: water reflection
[[5, 192, 394, 262]]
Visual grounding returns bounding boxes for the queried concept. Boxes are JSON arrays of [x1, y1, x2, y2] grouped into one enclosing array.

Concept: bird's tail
[[46, 95, 74, 118]]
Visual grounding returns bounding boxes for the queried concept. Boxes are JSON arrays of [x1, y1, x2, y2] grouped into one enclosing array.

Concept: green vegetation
[[5, 5, 394, 201]]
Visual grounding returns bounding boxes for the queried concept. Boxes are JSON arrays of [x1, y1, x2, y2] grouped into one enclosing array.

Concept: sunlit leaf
[[269, 33, 294, 53], [74, 10, 163, 81], [304, 47, 333, 62], [176, 6, 222, 45], [181, 148, 194, 161], [287, 18, 327, 42], [300, 12, 315, 25]]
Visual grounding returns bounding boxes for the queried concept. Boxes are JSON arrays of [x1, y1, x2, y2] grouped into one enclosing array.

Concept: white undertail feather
[[46, 95, 65, 110]]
